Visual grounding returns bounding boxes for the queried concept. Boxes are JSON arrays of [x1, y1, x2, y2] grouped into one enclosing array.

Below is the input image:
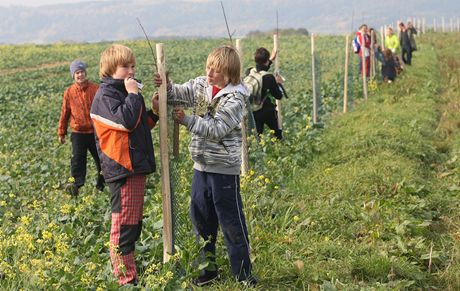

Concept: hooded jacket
[[167, 76, 248, 175], [90, 77, 158, 182], [58, 81, 99, 137]]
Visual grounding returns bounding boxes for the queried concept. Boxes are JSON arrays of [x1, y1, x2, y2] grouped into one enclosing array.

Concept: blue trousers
[[190, 170, 252, 280]]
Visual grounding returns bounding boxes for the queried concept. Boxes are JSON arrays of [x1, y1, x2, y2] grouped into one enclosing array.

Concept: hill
[[0, 0, 459, 44]]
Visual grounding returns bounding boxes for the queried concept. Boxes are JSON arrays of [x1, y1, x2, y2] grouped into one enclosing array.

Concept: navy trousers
[[70, 132, 104, 188], [190, 170, 252, 281]]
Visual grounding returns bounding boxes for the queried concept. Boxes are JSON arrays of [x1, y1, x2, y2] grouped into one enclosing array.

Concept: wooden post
[[370, 31, 375, 79], [156, 43, 173, 263], [236, 39, 249, 176], [311, 33, 318, 123], [273, 34, 283, 130], [361, 35, 368, 101], [343, 34, 349, 113], [433, 18, 437, 32], [442, 17, 445, 33], [380, 26, 385, 50], [422, 18, 426, 34]]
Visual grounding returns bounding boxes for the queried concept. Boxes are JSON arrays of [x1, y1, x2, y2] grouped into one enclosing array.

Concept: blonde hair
[[206, 45, 241, 85], [99, 44, 136, 79]]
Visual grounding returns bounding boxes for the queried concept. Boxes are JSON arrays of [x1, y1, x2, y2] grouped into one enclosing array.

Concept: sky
[[0, 0, 101, 6]]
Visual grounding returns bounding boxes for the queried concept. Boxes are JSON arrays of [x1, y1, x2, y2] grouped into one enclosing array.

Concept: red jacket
[[58, 81, 99, 136], [356, 31, 371, 58]]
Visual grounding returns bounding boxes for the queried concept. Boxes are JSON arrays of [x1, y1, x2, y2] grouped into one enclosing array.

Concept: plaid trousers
[[107, 175, 145, 285]]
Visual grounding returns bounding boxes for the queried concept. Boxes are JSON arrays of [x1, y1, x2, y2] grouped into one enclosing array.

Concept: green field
[[0, 33, 459, 290]]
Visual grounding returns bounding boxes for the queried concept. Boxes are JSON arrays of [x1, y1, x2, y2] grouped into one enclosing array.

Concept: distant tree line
[[246, 28, 309, 37]]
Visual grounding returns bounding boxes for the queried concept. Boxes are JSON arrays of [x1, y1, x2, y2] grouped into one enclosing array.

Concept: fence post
[[311, 33, 318, 123], [236, 39, 249, 176], [273, 34, 283, 131], [156, 43, 173, 263], [343, 34, 349, 113]]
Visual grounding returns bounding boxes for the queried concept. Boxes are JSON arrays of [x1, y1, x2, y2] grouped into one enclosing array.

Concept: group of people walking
[[354, 21, 418, 83], [57, 41, 286, 287]]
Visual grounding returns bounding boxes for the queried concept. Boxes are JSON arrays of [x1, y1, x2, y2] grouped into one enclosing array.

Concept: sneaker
[[239, 275, 257, 287], [192, 271, 218, 287], [96, 175, 105, 192], [65, 183, 79, 197]]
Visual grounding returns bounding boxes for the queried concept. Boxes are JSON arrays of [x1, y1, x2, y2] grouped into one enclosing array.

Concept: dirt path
[[0, 61, 68, 77]]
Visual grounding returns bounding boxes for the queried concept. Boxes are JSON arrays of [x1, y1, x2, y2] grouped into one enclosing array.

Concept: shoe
[[239, 275, 258, 287], [65, 183, 79, 197], [96, 175, 105, 192], [192, 271, 218, 287]]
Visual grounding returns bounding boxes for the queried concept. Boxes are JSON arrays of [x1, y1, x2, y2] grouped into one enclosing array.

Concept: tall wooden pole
[[370, 31, 375, 79], [311, 33, 318, 123], [236, 39, 249, 176], [156, 43, 173, 263], [361, 35, 368, 101], [273, 34, 283, 130], [343, 34, 349, 113], [442, 17, 445, 33], [380, 26, 385, 50]]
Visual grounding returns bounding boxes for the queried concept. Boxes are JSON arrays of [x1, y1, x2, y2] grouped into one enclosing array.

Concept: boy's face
[[112, 63, 135, 79], [206, 66, 226, 89], [74, 70, 87, 84]]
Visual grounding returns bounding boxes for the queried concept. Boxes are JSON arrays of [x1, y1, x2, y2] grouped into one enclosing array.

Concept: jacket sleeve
[[182, 93, 244, 140], [146, 109, 159, 129], [263, 74, 283, 100], [167, 78, 200, 108], [93, 92, 144, 132], [57, 89, 71, 136]]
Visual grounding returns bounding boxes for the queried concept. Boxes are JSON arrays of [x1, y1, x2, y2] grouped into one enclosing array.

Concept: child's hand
[[173, 107, 185, 123], [58, 135, 66, 144], [154, 73, 163, 87], [124, 77, 139, 94], [270, 48, 278, 62], [152, 92, 159, 113]]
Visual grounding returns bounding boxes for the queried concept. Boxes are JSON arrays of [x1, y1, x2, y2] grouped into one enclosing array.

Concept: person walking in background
[[90, 44, 159, 286], [407, 21, 418, 52], [399, 22, 413, 65], [355, 24, 371, 77], [385, 26, 403, 72], [154, 45, 257, 287], [58, 60, 104, 196], [244, 47, 285, 140], [375, 46, 398, 83]]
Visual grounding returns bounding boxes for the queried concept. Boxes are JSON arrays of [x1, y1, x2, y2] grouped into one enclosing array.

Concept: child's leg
[[209, 173, 252, 281], [107, 175, 145, 285], [70, 132, 88, 187], [265, 108, 283, 140], [87, 134, 105, 190], [190, 170, 219, 273], [252, 110, 265, 135]]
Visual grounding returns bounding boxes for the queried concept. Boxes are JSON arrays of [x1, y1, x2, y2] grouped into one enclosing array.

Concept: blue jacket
[[90, 77, 158, 182]]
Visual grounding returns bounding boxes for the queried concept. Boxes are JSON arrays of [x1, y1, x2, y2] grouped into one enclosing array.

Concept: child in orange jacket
[[58, 60, 104, 196]]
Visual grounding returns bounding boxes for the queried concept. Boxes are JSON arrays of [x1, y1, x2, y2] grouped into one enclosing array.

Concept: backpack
[[243, 68, 268, 112], [352, 36, 360, 54]]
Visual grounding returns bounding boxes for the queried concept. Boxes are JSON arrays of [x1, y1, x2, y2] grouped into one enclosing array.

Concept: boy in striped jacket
[[155, 45, 257, 287]]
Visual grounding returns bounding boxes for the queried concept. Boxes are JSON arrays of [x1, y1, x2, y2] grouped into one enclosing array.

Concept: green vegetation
[[0, 33, 459, 290]]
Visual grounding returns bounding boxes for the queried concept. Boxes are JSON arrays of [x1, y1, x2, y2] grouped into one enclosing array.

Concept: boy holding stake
[[155, 45, 257, 286]]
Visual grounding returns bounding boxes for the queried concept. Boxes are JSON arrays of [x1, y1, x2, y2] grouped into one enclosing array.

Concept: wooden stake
[[311, 33, 318, 123], [343, 34, 349, 113], [380, 26, 385, 50], [422, 18, 426, 34], [273, 34, 283, 130], [156, 43, 173, 263], [442, 17, 445, 33], [370, 31, 375, 79], [236, 39, 249, 176], [361, 34, 368, 101]]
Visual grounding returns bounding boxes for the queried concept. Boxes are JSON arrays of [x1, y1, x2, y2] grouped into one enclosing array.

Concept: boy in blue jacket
[[90, 44, 158, 286]]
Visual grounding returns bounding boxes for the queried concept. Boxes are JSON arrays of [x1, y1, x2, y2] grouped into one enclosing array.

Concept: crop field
[[0, 33, 459, 290]]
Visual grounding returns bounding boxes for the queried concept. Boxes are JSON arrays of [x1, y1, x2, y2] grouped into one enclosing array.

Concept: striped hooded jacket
[[168, 76, 248, 175], [90, 77, 158, 182]]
